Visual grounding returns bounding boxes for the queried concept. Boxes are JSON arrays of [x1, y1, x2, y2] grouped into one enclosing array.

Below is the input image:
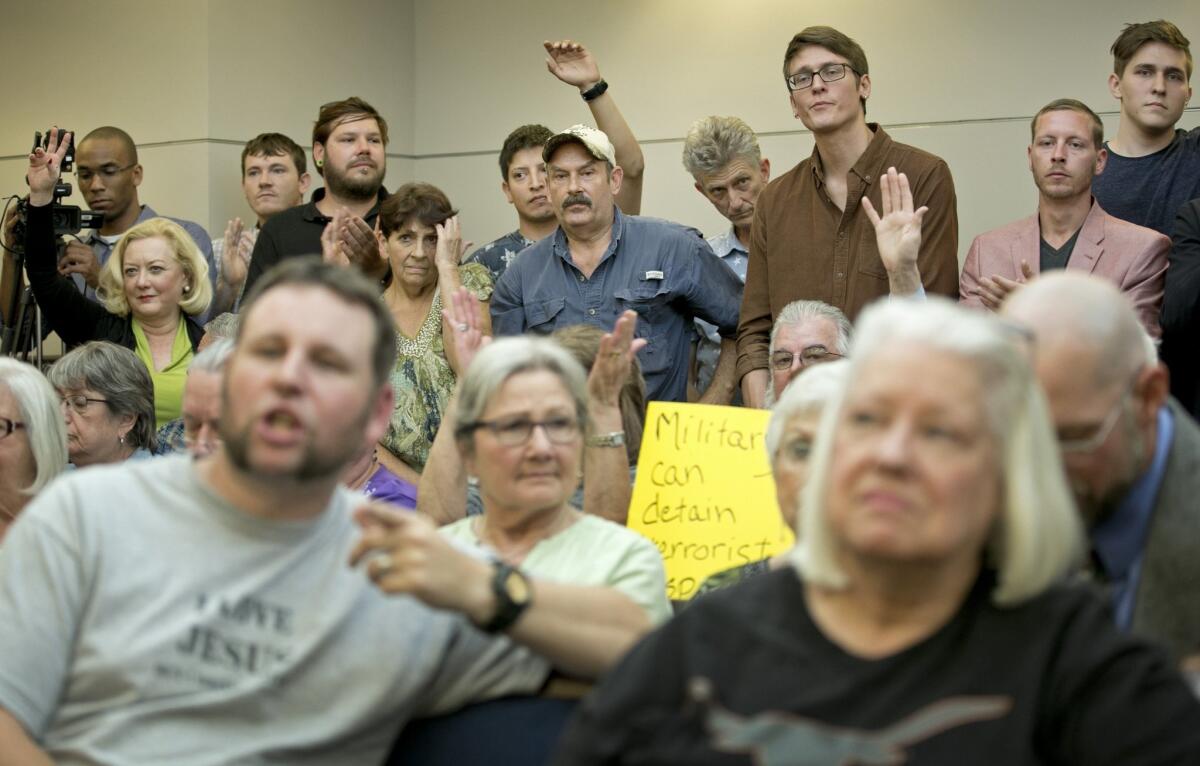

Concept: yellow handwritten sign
[[628, 402, 793, 601]]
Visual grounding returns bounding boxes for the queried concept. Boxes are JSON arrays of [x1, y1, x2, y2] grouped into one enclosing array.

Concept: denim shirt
[[1092, 405, 1174, 630], [491, 208, 743, 402], [694, 227, 748, 395]]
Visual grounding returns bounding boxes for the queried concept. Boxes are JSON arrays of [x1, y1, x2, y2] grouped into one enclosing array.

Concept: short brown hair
[[499, 124, 553, 180], [1111, 20, 1192, 78], [378, 183, 457, 238], [238, 258, 397, 387], [241, 132, 307, 177], [312, 97, 389, 176], [783, 26, 869, 114], [1030, 99, 1105, 150]]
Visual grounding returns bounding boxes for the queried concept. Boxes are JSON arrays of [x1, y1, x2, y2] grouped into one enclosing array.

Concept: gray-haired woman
[[0, 359, 68, 537], [48, 341, 157, 467]]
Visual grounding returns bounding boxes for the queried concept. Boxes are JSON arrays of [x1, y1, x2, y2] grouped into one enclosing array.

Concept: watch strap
[[581, 79, 609, 102], [482, 562, 531, 633]]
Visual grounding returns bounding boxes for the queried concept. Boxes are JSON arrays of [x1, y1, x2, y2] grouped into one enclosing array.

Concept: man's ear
[[131, 164, 144, 188], [299, 172, 312, 194], [312, 143, 326, 174], [759, 158, 771, 182], [502, 180, 515, 205], [1108, 72, 1123, 100], [857, 72, 872, 104], [1094, 147, 1108, 176], [610, 165, 624, 196]]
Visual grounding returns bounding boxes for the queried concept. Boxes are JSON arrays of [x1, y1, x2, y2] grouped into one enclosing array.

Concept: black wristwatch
[[481, 562, 532, 633], [581, 79, 609, 102]]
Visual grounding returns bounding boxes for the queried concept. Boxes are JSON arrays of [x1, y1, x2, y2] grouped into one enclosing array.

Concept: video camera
[[9, 129, 105, 252]]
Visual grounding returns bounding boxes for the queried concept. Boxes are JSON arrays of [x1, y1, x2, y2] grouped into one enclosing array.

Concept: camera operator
[[67, 126, 215, 319]]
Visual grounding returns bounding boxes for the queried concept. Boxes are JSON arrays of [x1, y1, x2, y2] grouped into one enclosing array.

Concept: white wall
[[2, 0, 1198, 275]]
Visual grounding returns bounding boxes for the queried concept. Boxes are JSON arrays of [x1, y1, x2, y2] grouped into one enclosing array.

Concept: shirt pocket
[[613, 283, 673, 380], [855, 235, 889, 281], [523, 297, 566, 334]]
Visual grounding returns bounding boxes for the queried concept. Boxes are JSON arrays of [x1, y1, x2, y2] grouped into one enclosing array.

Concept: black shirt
[[1039, 227, 1082, 273], [243, 187, 388, 295], [555, 568, 1200, 765]]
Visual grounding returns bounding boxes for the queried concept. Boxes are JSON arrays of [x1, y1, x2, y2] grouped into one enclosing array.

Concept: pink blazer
[[959, 201, 1170, 337]]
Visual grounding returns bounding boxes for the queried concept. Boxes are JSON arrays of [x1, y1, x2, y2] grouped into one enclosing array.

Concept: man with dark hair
[[466, 40, 646, 283], [63, 126, 215, 311], [210, 133, 312, 315], [736, 26, 959, 408], [961, 98, 1169, 338], [491, 125, 742, 403], [243, 97, 391, 295], [1092, 20, 1198, 236], [0, 258, 652, 764]]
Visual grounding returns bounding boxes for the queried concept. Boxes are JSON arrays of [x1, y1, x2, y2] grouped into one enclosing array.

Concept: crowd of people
[[0, 20, 1198, 765]]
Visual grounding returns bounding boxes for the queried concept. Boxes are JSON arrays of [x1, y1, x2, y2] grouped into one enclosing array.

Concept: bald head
[[80, 126, 138, 163], [1002, 272, 1152, 391]]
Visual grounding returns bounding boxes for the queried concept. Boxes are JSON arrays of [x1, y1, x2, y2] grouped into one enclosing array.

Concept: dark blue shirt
[[490, 208, 743, 402], [1092, 405, 1174, 630], [1092, 127, 1200, 236], [466, 230, 536, 284]]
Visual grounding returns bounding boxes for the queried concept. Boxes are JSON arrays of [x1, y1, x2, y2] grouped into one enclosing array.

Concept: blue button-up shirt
[[1092, 405, 1174, 630], [694, 227, 748, 394], [491, 208, 743, 402]]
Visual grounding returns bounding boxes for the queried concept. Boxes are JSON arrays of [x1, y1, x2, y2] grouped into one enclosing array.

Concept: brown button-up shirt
[[735, 125, 959, 380]]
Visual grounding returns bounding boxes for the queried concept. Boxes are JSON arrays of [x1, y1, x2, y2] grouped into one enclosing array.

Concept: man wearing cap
[[490, 125, 743, 403]]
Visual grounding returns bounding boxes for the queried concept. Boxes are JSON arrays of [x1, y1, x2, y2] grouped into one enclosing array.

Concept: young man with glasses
[[959, 99, 1169, 338], [64, 126, 215, 314], [1003, 271, 1200, 663], [736, 26, 960, 409]]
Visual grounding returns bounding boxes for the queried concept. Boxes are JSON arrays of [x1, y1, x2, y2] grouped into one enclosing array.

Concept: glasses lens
[[820, 64, 847, 82], [771, 353, 794, 370], [544, 419, 578, 444], [801, 349, 833, 364], [494, 420, 533, 446], [787, 73, 812, 90]]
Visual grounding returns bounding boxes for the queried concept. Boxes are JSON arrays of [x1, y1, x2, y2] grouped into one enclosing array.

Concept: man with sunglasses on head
[[1003, 271, 1200, 665], [736, 26, 959, 409], [63, 126, 215, 313]]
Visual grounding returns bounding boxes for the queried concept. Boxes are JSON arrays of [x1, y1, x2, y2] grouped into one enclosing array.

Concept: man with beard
[[0, 259, 654, 763], [490, 125, 742, 403], [243, 98, 391, 295], [959, 98, 1169, 338], [63, 126, 216, 309], [1003, 272, 1200, 663]]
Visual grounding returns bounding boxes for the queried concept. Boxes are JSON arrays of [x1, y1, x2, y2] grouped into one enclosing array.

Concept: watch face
[[504, 570, 531, 604]]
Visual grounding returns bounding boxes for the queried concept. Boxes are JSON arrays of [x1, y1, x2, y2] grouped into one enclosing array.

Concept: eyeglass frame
[[58, 394, 110, 416], [785, 62, 858, 92], [1057, 374, 1140, 454], [770, 346, 844, 371], [0, 417, 25, 440], [75, 162, 138, 184], [461, 416, 581, 447]]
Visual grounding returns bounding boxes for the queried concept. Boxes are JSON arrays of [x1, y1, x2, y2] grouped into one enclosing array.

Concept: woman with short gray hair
[[0, 358, 68, 537], [48, 341, 157, 466], [558, 298, 1200, 763]]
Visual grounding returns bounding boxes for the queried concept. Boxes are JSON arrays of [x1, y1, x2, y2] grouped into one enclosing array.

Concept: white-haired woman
[[555, 298, 1200, 764], [696, 360, 848, 595], [25, 130, 211, 427], [440, 327, 671, 625], [0, 359, 68, 538]]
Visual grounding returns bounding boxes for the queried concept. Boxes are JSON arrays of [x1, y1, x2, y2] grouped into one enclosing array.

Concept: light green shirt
[[132, 318, 193, 429]]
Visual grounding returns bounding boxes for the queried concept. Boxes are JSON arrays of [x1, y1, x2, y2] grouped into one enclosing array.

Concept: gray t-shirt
[[0, 456, 547, 765]]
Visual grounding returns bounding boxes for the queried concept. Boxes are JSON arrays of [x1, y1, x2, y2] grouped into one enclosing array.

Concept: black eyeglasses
[[770, 346, 844, 371], [0, 417, 25, 440], [75, 163, 137, 183], [785, 62, 857, 91], [466, 416, 580, 447], [58, 394, 109, 415]]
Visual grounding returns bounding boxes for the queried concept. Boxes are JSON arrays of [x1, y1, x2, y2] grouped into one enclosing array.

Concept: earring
[[315, 158, 324, 168], [119, 434, 126, 445], [183, 284, 191, 293]]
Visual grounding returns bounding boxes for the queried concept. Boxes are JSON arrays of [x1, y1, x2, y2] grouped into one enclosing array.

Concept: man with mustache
[[490, 125, 742, 403], [1091, 20, 1197, 237], [959, 98, 1169, 338], [467, 40, 646, 284], [243, 98, 391, 295], [64, 126, 216, 312], [209, 133, 311, 316]]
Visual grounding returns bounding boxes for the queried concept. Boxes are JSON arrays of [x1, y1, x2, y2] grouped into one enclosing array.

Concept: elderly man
[[736, 25, 959, 408], [490, 125, 742, 403], [681, 116, 771, 404], [155, 338, 233, 456], [765, 300, 852, 405], [244, 98, 391, 294], [0, 259, 651, 764], [960, 98, 1169, 337], [1003, 272, 1200, 662], [210, 133, 312, 315]]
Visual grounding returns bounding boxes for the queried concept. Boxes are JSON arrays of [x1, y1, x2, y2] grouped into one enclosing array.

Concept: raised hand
[[588, 310, 646, 408], [27, 128, 72, 206], [442, 284, 491, 374], [321, 208, 350, 267], [339, 213, 387, 279], [57, 241, 101, 288], [434, 215, 471, 272], [862, 166, 926, 278], [544, 39, 603, 91], [219, 217, 253, 290]]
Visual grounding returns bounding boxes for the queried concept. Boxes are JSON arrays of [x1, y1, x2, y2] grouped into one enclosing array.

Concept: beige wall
[[2, 0, 1198, 282]]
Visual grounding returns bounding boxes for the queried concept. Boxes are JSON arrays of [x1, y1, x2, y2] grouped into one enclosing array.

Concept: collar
[[1092, 405, 1174, 580], [301, 186, 389, 223], [810, 123, 890, 189], [709, 227, 748, 258], [551, 207, 626, 267]]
